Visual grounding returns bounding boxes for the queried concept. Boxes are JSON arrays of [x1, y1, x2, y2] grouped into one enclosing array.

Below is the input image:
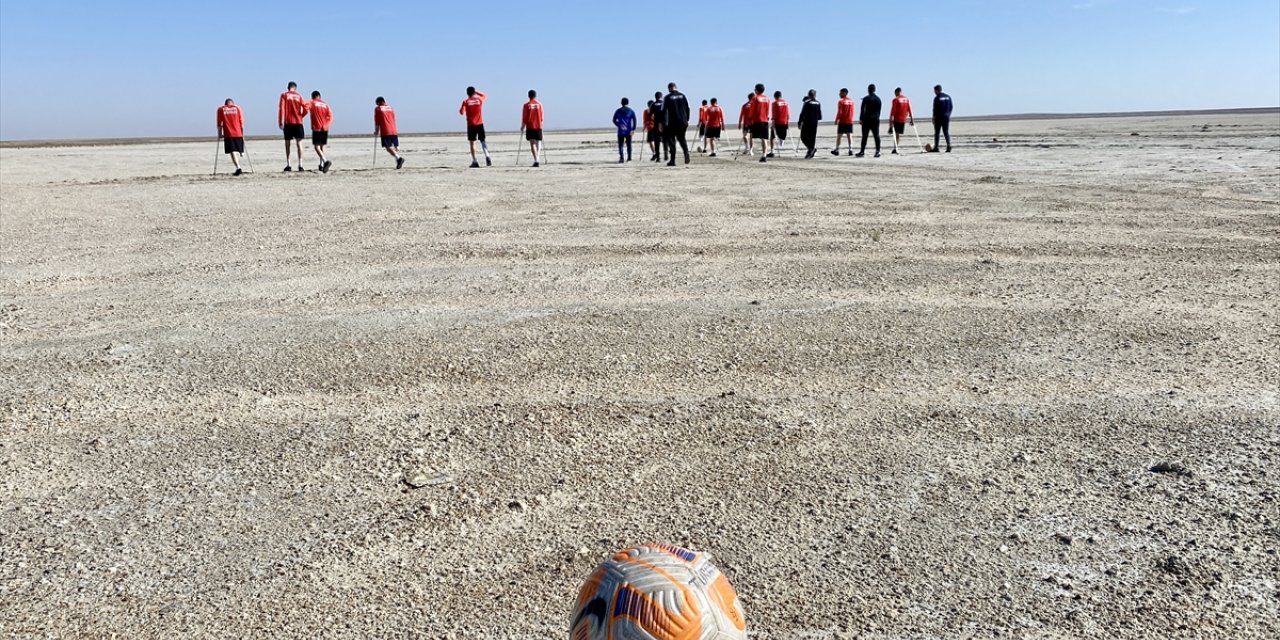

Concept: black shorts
[[525, 128, 543, 141], [891, 122, 906, 134], [837, 123, 854, 135], [706, 127, 722, 139], [381, 134, 399, 149], [312, 130, 329, 146], [283, 123, 305, 140], [697, 123, 706, 137], [749, 122, 769, 139], [223, 137, 244, 154], [467, 124, 486, 142], [646, 129, 660, 142], [774, 124, 789, 139]]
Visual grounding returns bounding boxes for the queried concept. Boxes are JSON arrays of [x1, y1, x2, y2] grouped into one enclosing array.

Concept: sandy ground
[[1, 113, 1278, 638]]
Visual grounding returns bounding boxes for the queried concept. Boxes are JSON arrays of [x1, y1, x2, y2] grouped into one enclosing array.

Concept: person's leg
[[872, 123, 881, 154], [385, 145, 398, 158], [230, 151, 242, 169], [943, 120, 951, 150], [678, 128, 690, 162], [469, 139, 478, 163], [859, 124, 869, 154], [283, 137, 292, 168], [934, 121, 941, 150]]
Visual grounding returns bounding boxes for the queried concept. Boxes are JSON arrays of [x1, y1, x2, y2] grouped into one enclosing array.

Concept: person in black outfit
[[650, 91, 666, 161], [932, 84, 953, 152], [857, 84, 882, 158], [797, 89, 822, 159], [662, 82, 691, 166]]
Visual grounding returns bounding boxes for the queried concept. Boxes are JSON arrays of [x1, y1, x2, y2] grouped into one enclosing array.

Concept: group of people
[[213, 81, 955, 175]]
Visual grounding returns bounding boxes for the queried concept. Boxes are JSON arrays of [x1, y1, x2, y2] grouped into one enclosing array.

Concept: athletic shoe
[[233, 168, 243, 176], [855, 152, 864, 158], [874, 152, 881, 158], [946, 147, 952, 153], [666, 160, 676, 167], [396, 157, 405, 170], [618, 158, 625, 164], [766, 152, 775, 158], [470, 160, 480, 168], [891, 149, 899, 155], [283, 165, 292, 172], [323, 160, 333, 172], [684, 155, 690, 164], [709, 152, 717, 157], [533, 162, 540, 167], [651, 154, 659, 162], [758, 156, 766, 163], [830, 149, 839, 156], [485, 157, 492, 166]]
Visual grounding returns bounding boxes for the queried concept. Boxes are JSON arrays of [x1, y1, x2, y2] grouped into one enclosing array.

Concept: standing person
[[278, 81, 309, 171], [856, 83, 882, 158], [216, 98, 246, 176], [738, 93, 754, 154], [374, 96, 404, 170], [797, 89, 822, 159], [643, 101, 660, 161], [460, 86, 492, 167], [771, 90, 790, 156], [696, 99, 708, 152], [932, 84, 953, 152], [831, 88, 855, 156], [704, 97, 725, 157], [662, 82, 692, 166], [612, 97, 637, 163], [889, 87, 914, 154], [749, 83, 771, 162], [308, 91, 333, 172], [651, 91, 667, 162], [521, 89, 544, 167]]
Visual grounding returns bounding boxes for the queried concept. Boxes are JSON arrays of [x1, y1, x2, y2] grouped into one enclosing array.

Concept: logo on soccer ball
[[569, 543, 746, 640]]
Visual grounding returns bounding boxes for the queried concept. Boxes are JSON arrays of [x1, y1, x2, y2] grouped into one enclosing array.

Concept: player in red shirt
[[737, 93, 754, 155], [278, 81, 309, 172], [888, 87, 915, 155], [521, 89, 545, 167], [216, 98, 246, 176], [750, 84, 772, 162], [643, 101, 660, 162], [308, 91, 333, 173], [831, 87, 856, 156], [696, 100, 708, 153], [771, 91, 791, 155], [374, 96, 404, 170], [703, 97, 726, 157], [459, 87, 491, 168]]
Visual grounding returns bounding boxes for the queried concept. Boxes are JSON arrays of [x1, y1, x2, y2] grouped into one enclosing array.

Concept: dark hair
[[655, 91, 663, 99], [773, 90, 782, 98], [840, 87, 848, 94], [528, 89, 537, 98], [894, 87, 902, 95], [667, 82, 676, 90], [935, 84, 943, 91], [621, 97, 629, 106], [311, 91, 321, 99], [701, 99, 708, 105], [288, 81, 297, 89], [754, 83, 765, 93], [868, 84, 876, 93], [710, 97, 717, 104], [376, 96, 385, 105], [807, 89, 816, 98], [467, 86, 476, 95], [224, 98, 233, 105]]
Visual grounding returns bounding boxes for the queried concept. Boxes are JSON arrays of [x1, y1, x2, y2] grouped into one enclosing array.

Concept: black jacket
[[663, 91, 690, 128], [933, 93, 953, 120], [798, 98, 822, 128], [860, 93, 882, 122]]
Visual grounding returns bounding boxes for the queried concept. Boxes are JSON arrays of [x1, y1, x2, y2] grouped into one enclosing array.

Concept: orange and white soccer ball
[[569, 543, 746, 640]]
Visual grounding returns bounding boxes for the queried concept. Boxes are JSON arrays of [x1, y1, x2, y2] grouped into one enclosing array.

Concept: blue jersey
[[613, 107, 637, 135]]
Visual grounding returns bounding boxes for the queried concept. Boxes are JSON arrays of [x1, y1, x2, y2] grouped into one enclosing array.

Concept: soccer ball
[[569, 543, 746, 640]]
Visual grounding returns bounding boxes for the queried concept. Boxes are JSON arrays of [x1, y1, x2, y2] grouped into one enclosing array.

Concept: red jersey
[[374, 104, 398, 136], [698, 104, 708, 125], [217, 104, 244, 138], [739, 102, 752, 127], [772, 98, 790, 125], [278, 90, 307, 126], [752, 94, 771, 124], [835, 97, 856, 124], [522, 99, 544, 130], [890, 95, 912, 123], [705, 105, 725, 128], [459, 91, 486, 126], [643, 108, 654, 131], [309, 100, 332, 131]]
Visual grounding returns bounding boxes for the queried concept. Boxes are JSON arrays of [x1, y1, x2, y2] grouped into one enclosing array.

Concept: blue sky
[[1, 0, 1277, 140]]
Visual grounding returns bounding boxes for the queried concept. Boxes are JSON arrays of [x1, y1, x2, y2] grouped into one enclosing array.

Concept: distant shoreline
[[2, 107, 1275, 149]]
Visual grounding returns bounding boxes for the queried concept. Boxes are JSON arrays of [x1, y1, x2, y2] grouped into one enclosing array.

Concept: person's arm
[[459, 101, 466, 116], [277, 95, 284, 129], [216, 111, 224, 138]]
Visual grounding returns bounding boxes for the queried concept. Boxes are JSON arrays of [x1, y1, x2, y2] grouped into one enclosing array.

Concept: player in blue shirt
[[613, 97, 637, 163]]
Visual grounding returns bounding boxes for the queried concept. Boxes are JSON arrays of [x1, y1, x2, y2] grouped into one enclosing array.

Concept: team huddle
[[213, 81, 955, 175]]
